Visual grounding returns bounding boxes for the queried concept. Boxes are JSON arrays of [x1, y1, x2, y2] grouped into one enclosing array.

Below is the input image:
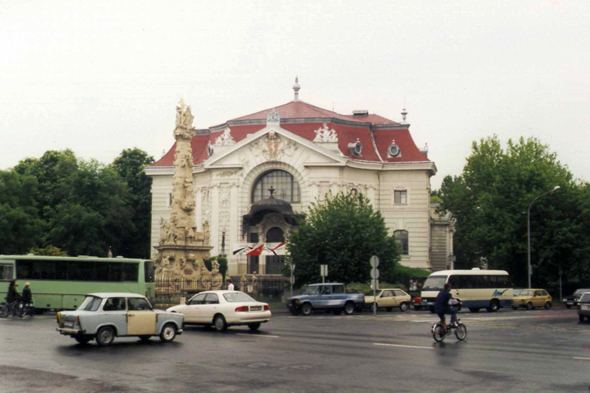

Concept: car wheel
[[544, 302, 552, 310], [486, 300, 499, 312], [139, 335, 151, 342], [343, 302, 356, 315], [399, 303, 409, 312], [526, 302, 533, 310], [301, 303, 313, 316], [469, 308, 480, 313], [248, 323, 261, 331], [74, 335, 91, 345], [160, 323, 177, 342], [96, 326, 115, 347], [214, 315, 228, 332], [386, 307, 393, 312]]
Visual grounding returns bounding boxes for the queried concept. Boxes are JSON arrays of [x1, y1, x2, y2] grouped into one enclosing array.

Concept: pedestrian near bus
[[21, 282, 33, 307], [6, 280, 21, 316]]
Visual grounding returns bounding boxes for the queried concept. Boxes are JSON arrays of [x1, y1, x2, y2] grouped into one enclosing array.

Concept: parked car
[[364, 289, 412, 312], [564, 288, 590, 309], [412, 296, 424, 310], [577, 292, 590, 322], [167, 290, 271, 332], [56, 292, 183, 346], [512, 289, 552, 310], [286, 283, 364, 316]]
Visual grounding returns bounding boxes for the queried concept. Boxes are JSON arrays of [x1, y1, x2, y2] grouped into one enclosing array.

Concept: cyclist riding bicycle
[[435, 282, 457, 328], [6, 280, 21, 316]]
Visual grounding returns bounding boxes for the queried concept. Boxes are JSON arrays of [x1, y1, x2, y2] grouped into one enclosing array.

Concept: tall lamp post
[[527, 186, 560, 288]]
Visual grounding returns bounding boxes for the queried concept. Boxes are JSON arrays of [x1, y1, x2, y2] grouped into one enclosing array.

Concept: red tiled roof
[[151, 100, 429, 167]]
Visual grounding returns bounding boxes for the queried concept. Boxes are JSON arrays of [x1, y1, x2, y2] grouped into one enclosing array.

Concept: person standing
[[21, 282, 33, 316], [227, 279, 235, 291], [6, 280, 21, 316]]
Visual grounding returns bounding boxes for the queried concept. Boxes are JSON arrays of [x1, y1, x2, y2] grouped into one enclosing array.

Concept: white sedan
[[167, 290, 271, 332]]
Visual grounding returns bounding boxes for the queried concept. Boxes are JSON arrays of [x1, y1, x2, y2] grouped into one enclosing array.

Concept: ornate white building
[[146, 80, 453, 276]]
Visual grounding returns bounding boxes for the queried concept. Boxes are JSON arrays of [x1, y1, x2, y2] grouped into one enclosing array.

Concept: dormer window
[[388, 140, 401, 158], [348, 139, 362, 156]]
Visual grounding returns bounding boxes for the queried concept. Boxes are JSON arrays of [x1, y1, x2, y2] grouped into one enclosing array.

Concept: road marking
[[374, 343, 433, 350], [572, 357, 590, 361], [236, 333, 279, 338]]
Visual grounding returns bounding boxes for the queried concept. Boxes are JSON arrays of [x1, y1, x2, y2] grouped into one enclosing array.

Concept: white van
[[420, 268, 513, 313]]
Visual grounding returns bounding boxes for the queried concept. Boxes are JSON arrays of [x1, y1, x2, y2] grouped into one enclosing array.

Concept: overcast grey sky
[[1, 0, 589, 190]]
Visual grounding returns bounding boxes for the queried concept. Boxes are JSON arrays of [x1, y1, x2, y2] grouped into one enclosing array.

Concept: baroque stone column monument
[[155, 100, 220, 289]]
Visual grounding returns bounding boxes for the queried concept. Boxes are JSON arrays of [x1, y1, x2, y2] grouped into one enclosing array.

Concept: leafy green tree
[[111, 148, 155, 258], [28, 245, 68, 256], [0, 170, 43, 254], [437, 136, 590, 289], [287, 192, 399, 285]]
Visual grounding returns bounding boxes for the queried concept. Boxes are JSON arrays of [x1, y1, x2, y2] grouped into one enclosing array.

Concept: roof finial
[[293, 76, 301, 102], [401, 107, 408, 123]]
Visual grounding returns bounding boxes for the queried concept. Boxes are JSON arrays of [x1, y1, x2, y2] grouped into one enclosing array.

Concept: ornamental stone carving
[[266, 108, 280, 125], [155, 100, 215, 285], [313, 123, 338, 143], [248, 132, 299, 161], [214, 127, 236, 146]]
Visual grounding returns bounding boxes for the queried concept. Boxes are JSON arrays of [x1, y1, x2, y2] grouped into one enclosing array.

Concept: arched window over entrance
[[252, 170, 300, 203], [266, 227, 285, 243]]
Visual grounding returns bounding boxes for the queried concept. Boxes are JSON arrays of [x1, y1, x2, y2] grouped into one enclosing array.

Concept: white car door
[[200, 293, 220, 324], [184, 293, 206, 323]]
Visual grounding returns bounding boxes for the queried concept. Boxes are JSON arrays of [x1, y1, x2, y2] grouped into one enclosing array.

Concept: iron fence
[[155, 277, 288, 306]]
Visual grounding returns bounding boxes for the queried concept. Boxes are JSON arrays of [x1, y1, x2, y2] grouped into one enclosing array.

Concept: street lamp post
[[527, 186, 560, 288]]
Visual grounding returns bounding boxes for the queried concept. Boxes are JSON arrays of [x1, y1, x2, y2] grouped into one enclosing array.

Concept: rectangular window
[[265, 256, 284, 275], [249, 233, 259, 243], [248, 256, 259, 274], [394, 190, 408, 204], [144, 262, 155, 283], [0, 264, 14, 281]]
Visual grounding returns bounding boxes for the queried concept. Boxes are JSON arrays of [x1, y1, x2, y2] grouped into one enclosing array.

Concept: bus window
[[423, 276, 448, 291], [144, 262, 155, 283], [0, 264, 14, 280], [449, 275, 461, 288]]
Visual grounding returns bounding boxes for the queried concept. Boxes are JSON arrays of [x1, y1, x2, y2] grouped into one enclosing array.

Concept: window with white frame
[[394, 230, 409, 255], [394, 190, 408, 205]]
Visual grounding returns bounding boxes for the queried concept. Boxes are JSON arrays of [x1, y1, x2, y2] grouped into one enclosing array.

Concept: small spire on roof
[[401, 107, 408, 123], [293, 76, 301, 102]]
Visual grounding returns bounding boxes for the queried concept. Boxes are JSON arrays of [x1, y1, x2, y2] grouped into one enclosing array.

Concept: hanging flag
[[271, 242, 286, 251], [246, 244, 264, 256]]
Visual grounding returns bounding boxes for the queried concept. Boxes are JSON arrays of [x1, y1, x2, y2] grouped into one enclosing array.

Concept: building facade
[[146, 81, 452, 276]]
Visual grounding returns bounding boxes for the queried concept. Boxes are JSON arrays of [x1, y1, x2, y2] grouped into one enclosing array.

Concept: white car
[[167, 290, 271, 332]]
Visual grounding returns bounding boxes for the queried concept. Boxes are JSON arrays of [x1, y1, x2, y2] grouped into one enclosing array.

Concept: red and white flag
[[246, 244, 264, 256]]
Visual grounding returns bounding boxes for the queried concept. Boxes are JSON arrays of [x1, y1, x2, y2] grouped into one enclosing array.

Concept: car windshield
[[580, 293, 590, 303], [303, 286, 319, 295], [78, 296, 103, 312], [518, 290, 533, 297], [223, 292, 256, 303], [422, 276, 448, 291]]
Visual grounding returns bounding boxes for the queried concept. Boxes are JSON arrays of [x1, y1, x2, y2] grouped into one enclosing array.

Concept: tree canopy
[[0, 148, 154, 258], [437, 136, 590, 290], [287, 192, 400, 285]]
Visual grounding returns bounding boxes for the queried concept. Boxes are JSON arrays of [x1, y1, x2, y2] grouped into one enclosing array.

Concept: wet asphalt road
[[1, 306, 589, 393]]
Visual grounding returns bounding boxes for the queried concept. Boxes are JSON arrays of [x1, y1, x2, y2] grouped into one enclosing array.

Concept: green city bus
[[0, 255, 155, 311]]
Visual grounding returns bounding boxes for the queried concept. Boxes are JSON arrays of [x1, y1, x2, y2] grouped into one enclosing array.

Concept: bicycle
[[0, 300, 20, 318], [16, 301, 35, 318], [432, 319, 467, 342]]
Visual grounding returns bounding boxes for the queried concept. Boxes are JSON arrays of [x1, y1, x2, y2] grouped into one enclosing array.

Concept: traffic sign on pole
[[370, 255, 379, 268], [370, 267, 380, 280]]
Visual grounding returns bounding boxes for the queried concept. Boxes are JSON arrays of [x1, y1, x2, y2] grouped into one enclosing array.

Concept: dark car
[[577, 292, 590, 322], [563, 288, 590, 309]]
